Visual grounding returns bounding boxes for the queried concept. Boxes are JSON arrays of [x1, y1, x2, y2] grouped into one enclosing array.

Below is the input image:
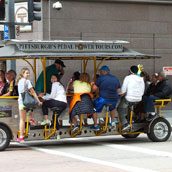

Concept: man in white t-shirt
[[117, 66, 145, 132]]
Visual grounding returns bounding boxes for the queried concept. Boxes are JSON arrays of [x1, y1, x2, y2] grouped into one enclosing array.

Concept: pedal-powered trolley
[[0, 40, 171, 151]]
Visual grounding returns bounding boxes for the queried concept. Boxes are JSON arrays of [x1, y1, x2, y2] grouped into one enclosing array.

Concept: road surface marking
[[33, 147, 157, 172], [105, 144, 172, 158]]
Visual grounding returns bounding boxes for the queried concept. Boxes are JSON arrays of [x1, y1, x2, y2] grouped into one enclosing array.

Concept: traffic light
[[28, 0, 41, 22], [0, 0, 5, 20]]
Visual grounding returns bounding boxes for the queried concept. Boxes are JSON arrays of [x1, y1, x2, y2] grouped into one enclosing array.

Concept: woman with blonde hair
[[69, 73, 95, 134], [16, 68, 42, 142]]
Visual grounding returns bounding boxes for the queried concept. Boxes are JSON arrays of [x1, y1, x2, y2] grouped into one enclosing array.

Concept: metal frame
[[0, 40, 168, 142]]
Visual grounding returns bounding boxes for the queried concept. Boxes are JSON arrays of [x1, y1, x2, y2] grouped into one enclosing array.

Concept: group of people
[[1, 59, 171, 142], [69, 64, 172, 133], [0, 69, 17, 97], [0, 59, 67, 142]]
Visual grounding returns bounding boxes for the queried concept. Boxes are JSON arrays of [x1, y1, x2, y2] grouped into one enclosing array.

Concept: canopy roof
[[0, 40, 160, 60]]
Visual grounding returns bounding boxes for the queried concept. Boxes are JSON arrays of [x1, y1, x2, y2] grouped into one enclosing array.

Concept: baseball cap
[[55, 59, 66, 67], [99, 65, 110, 72]]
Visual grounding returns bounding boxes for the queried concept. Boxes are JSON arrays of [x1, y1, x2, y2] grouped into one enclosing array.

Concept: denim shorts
[[19, 104, 25, 110], [94, 97, 119, 113]]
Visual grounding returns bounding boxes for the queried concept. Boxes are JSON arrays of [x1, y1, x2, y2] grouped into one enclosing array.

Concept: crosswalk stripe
[[32, 147, 157, 172], [105, 144, 172, 158]]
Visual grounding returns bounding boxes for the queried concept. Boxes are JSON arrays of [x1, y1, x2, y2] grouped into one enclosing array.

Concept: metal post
[[8, 0, 15, 39], [7, 0, 16, 71], [153, 33, 155, 73]]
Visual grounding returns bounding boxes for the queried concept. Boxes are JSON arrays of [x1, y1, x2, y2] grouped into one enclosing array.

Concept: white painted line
[[105, 144, 172, 158], [33, 147, 157, 172]]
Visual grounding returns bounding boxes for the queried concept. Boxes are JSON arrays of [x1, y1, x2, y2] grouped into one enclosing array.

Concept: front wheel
[[147, 117, 171, 142], [0, 125, 11, 151]]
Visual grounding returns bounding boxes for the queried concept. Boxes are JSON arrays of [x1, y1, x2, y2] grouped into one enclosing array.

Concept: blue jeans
[[143, 95, 160, 112], [94, 97, 119, 113]]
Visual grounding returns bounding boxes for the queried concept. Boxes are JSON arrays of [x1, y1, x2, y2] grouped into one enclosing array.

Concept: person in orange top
[[70, 73, 95, 134]]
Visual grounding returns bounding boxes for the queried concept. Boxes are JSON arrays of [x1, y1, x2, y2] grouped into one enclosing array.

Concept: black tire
[[0, 125, 11, 151], [122, 134, 140, 139], [147, 117, 171, 142]]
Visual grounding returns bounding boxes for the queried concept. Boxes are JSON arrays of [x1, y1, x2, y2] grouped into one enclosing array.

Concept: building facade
[[1, 0, 172, 87]]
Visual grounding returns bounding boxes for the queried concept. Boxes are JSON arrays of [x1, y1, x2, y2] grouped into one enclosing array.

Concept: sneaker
[[30, 119, 36, 126], [111, 121, 117, 130], [71, 126, 79, 134], [57, 135, 61, 140], [146, 114, 156, 121], [99, 119, 105, 125], [90, 125, 100, 131], [122, 123, 131, 132], [41, 119, 51, 126], [15, 137, 24, 142]]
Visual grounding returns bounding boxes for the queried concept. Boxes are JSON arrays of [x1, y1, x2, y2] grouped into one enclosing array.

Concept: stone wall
[[39, 1, 171, 85]]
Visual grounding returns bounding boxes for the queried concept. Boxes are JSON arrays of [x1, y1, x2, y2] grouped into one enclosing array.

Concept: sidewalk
[[162, 110, 172, 124]]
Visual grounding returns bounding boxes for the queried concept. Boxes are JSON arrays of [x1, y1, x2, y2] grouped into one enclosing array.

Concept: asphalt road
[[1, 110, 172, 172], [2, 135, 172, 172]]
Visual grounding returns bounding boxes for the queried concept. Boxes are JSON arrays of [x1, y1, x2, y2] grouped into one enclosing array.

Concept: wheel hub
[[0, 128, 7, 147], [154, 122, 168, 139]]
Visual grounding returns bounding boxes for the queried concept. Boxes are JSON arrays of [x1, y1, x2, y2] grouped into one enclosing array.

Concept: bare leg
[[30, 110, 34, 119], [110, 109, 116, 121], [59, 120, 62, 126], [72, 117, 77, 126], [56, 130, 60, 135], [56, 130, 60, 140], [19, 109, 27, 138], [92, 113, 98, 126]]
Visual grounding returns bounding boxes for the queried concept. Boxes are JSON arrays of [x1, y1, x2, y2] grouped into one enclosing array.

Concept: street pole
[[7, 0, 16, 71], [8, 0, 15, 39]]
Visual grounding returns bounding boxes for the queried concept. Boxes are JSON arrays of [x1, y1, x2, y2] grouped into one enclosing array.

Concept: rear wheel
[[147, 117, 171, 142], [122, 134, 140, 139], [0, 125, 11, 151]]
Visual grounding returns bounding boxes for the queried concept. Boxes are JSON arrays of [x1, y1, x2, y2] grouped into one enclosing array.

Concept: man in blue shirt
[[91, 65, 121, 130]]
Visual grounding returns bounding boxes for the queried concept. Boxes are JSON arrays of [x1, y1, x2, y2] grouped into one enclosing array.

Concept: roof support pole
[[33, 58, 37, 85], [83, 58, 85, 72], [94, 56, 97, 82], [83, 57, 88, 73], [40, 57, 46, 93], [22, 59, 34, 73]]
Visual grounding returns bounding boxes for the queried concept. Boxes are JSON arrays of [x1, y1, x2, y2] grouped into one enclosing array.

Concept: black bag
[[21, 80, 38, 109]]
